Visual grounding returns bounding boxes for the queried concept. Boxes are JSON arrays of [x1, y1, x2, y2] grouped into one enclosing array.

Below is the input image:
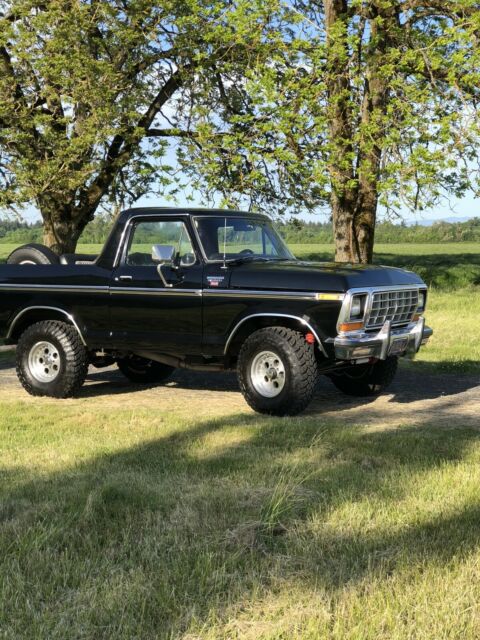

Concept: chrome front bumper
[[332, 317, 433, 362]]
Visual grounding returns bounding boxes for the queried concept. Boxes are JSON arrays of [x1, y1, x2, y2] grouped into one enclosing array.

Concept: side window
[[126, 220, 195, 266]]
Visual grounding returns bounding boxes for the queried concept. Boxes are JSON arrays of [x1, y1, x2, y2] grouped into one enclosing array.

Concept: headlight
[[349, 294, 366, 320], [417, 290, 426, 312]]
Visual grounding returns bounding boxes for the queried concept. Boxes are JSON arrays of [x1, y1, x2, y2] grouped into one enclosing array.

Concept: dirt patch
[[0, 356, 478, 429]]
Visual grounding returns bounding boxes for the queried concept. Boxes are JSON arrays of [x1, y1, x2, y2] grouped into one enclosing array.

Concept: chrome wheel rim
[[250, 350, 286, 398], [19, 260, 36, 265], [28, 341, 61, 383]]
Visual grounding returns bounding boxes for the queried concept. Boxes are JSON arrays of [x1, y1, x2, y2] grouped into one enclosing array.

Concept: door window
[[126, 220, 195, 266]]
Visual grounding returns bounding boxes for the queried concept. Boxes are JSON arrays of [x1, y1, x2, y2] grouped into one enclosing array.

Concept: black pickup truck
[[0, 208, 432, 415]]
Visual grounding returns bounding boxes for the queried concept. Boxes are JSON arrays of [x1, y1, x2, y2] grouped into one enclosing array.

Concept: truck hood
[[228, 260, 425, 292]]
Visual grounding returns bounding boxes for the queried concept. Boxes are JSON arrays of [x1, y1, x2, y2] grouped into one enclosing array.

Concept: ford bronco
[[0, 208, 432, 415]]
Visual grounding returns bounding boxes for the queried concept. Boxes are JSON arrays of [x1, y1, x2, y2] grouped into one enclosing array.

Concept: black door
[[109, 217, 203, 355]]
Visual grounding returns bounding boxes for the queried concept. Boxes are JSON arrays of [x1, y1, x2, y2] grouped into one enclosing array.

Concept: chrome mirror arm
[[157, 263, 174, 288]]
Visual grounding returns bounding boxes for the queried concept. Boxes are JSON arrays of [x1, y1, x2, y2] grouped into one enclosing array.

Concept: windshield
[[194, 216, 294, 262]]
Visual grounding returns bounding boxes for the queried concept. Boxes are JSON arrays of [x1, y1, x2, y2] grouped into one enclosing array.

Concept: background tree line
[[2, 216, 479, 246]]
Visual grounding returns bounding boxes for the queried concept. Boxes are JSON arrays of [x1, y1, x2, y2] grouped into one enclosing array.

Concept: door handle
[[115, 275, 133, 282]]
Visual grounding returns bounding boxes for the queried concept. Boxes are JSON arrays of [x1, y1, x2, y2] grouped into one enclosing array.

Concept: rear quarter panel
[[0, 264, 112, 346]]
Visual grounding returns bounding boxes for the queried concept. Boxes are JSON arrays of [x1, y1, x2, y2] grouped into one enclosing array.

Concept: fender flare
[[7, 306, 86, 346], [224, 313, 328, 357]]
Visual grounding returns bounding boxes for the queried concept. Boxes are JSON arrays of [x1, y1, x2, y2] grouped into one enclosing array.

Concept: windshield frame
[[192, 214, 295, 264]]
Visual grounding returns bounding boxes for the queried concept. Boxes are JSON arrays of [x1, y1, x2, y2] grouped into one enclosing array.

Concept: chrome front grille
[[366, 289, 419, 328]]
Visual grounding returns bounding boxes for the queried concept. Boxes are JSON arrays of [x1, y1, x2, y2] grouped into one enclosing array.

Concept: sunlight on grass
[[410, 290, 480, 374], [1, 400, 480, 638]]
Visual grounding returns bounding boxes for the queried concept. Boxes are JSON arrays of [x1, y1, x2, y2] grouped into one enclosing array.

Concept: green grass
[[0, 242, 479, 637], [1, 396, 480, 638], [290, 242, 480, 290]]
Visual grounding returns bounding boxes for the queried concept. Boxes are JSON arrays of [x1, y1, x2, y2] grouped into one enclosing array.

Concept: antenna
[[221, 217, 227, 269]]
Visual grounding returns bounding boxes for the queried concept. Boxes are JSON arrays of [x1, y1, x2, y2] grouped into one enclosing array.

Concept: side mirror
[[152, 244, 175, 264]]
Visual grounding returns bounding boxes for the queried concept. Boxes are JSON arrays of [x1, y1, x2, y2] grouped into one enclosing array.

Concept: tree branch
[[76, 68, 187, 214]]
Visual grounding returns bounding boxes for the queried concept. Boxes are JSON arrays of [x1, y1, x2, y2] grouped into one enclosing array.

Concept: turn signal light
[[339, 321, 364, 332]]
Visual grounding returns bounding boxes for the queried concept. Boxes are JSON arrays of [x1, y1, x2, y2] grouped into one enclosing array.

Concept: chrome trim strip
[[0, 283, 108, 294], [0, 282, 341, 301], [224, 313, 328, 357], [7, 306, 87, 346], [110, 287, 202, 297], [204, 289, 319, 301]]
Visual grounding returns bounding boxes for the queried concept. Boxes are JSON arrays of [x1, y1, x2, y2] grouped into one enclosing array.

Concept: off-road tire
[[7, 243, 60, 265], [237, 326, 318, 416], [117, 356, 174, 384], [16, 320, 88, 398], [329, 356, 398, 397]]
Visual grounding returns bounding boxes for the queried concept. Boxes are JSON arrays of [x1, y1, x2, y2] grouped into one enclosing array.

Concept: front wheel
[[117, 355, 174, 384], [329, 356, 398, 397], [16, 321, 88, 397], [237, 327, 318, 416]]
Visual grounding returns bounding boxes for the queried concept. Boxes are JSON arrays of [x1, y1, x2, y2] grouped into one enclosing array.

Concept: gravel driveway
[[1, 352, 478, 428]]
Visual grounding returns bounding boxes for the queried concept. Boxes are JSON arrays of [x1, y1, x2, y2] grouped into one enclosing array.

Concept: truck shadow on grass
[[81, 364, 480, 407], [1, 352, 478, 407], [2, 409, 480, 637]]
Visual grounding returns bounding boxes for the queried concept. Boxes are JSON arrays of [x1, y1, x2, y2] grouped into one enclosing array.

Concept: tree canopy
[[0, 0, 275, 252], [0, 0, 479, 261], [179, 0, 480, 261]]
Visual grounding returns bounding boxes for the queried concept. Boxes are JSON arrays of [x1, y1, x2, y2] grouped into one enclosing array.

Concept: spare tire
[[7, 243, 60, 265]]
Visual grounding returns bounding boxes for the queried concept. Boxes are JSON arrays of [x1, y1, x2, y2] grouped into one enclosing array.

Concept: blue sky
[[16, 189, 478, 224], [134, 191, 480, 224]]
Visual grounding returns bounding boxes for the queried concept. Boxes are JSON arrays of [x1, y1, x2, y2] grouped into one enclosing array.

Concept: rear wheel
[[237, 326, 318, 416], [16, 321, 88, 397], [329, 356, 398, 397], [7, 243, 60, 265], [117, 355, 174, 384]]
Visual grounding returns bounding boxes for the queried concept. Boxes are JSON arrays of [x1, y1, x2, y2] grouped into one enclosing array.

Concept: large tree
[[179, 0, 480, 262], [0, 0, 272, 253]]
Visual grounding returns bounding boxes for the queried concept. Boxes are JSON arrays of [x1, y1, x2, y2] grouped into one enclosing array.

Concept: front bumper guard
[[333, 317, 433, 362]]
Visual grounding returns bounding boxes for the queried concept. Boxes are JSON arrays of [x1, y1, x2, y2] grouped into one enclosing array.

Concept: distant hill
[[408, 216, 475, 227]]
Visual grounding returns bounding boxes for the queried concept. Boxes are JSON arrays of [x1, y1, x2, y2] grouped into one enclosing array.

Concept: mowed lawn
[[0, 241, 479, 638]]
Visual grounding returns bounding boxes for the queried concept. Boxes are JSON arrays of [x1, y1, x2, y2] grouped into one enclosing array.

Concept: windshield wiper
[[227, 256, 293, 266], [226, 255, 271, 265]]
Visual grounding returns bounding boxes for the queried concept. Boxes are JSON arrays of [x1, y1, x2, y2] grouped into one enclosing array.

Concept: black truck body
[[0, 208, 432, 415]]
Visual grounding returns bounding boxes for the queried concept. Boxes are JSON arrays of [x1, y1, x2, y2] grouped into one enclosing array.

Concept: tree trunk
[[324, 0, 365, 264], [42, 219, 81, 254], [326, 0, 392, 265], [39, 198, 91, 254], [332, 193, 377, 264]]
